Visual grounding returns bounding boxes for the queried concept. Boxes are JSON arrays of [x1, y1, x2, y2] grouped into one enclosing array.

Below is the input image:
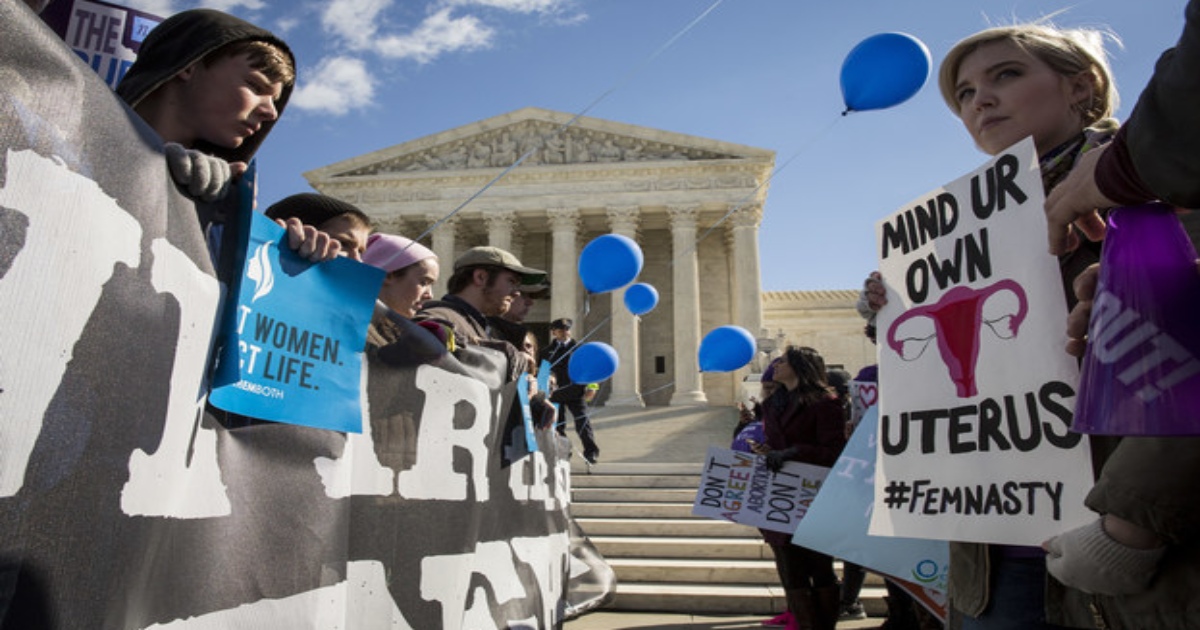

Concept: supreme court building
[[306, 107, 776, 407]]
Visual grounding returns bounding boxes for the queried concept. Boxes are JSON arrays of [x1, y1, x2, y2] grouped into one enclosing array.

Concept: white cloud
[[290, 56, 376, 116], [314, 0, 582, 65], [321, 0, 393, 48], [274, 15, 301, 35], [372, 8, 494, 63], [196, 0, 266, 10], [443, 0, 569, 12]]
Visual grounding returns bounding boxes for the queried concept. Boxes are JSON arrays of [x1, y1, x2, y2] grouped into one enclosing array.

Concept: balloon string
[[405, 0, 728, 250], [668, 113, 843, 268]]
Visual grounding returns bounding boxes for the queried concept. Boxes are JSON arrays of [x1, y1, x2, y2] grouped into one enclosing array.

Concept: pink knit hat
[[361, 233, 437, 273]]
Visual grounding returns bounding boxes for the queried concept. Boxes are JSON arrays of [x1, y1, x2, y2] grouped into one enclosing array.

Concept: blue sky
[[112, 0, 1187, 290]]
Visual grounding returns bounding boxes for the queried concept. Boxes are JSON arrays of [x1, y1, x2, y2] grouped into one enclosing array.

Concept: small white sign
[[692, 446, 829, 535]]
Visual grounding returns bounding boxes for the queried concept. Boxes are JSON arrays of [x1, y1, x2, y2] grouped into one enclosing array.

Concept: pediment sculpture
[[339, 120, 740, 176]]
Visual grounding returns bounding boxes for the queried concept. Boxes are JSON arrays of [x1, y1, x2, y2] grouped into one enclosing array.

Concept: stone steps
[[605, 558, 890, 586], [575, 516, 756, 538], [573, 474, 701, 489], [570, 501, 699, 519], [591, 535, 774, 560], [605, 558, 779, 583], [571, 463, 885, 617], [573, 487, 698, 503], [613, 583, 890, 616]]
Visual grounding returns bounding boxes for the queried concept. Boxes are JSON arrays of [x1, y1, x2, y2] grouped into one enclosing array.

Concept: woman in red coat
[[752, 346, 848, 630]]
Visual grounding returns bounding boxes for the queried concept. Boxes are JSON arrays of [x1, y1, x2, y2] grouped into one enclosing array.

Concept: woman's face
[[771, 359, 794, 384], [379, 258, 440, 319], [952, 40, 1091, 156], [317, 216, 370, 261]]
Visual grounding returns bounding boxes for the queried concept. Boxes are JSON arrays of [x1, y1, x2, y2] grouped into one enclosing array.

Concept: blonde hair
[[938, 22, 1119, 127]]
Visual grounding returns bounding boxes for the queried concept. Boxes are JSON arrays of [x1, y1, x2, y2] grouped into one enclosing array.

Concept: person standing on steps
[[541, 318, 600, 465]]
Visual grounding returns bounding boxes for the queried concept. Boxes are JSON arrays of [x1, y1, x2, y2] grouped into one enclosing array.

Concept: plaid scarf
[[1040, 118, 1120, 308], [1040, 118, 1120, 194]]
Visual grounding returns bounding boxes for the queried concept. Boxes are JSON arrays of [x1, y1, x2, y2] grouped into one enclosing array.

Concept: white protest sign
[[692, 446, 829, 535], [849, 378, 878, 427], [869, 137, 1094, 545]]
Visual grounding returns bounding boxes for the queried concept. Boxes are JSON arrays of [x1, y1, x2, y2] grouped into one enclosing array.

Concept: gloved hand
[[164, 142, 233, 201], [1044, 518, 1165, 596], [855, 271, 885, 326], [764, 447, 798, 472]]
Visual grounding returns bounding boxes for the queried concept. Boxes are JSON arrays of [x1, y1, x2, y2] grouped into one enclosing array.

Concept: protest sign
[[849, 376, 878, 426], [40, 0, 162, 89], [869, 137, 1094, 545], [692, 446, 829, 535], [0, 7, 612, 627], [209, 208, 384, 432], [793, 408, 949, 593], [517, 375, 540, 452]]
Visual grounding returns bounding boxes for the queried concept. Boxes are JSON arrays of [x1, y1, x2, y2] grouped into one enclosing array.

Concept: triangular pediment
[[305, 107, 773, 182]]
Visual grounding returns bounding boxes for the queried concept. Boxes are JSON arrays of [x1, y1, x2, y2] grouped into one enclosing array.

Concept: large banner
[[0, 5, 611, 628], [692, 446, 829, 535], [868, 138, 1094, 545]]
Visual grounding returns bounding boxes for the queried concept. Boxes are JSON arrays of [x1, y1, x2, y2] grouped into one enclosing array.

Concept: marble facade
[[761, 290, 878, 379], [306, 108, 775, 406]]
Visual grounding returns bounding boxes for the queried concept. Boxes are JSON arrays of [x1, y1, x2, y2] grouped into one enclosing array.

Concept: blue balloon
[[568, 342, 620, 384], [840, 32, 931, 113], [623, 283, 659, 316], [578, 234, 643, 294], [698, 326, 756, 373]]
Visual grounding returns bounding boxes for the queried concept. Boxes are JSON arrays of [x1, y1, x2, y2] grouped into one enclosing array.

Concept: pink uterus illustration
[[887, 280, 1029, 397]]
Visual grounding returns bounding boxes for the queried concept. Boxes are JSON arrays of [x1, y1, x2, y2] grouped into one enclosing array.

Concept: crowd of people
[[29, 2, 607, 464], [766, 3, 1198, 630], [12, 0, 1200, 628]]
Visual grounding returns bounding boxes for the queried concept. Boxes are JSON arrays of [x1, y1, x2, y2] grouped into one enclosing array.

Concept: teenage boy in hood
[[116, 10, 347, 263], [117, 9, 294, 203], [118, 9, 294, 167]]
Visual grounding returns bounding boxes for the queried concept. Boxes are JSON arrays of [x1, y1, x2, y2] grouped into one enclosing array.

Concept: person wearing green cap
[[414, 246, 547, 382]]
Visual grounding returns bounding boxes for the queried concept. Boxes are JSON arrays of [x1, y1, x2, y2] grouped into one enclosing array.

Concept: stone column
[[547, 207, 581, 322], [484, 210, 516, 253], [606, 205, 643, 407], [668, 204, 708, 405], [727, 204, 765, 339], [376, 216, 406, 236], [427, 213, 458, 299], [509, 231, 525, 262]]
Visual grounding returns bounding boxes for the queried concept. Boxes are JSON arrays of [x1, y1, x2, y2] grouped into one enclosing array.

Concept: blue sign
[[209, 207, 384, 432], [791, 407, 949, 592], [537, 360, 552, 395], [517, 376, 539, 453]]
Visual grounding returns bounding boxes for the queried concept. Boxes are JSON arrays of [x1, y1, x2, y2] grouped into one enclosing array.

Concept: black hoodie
[[116, 8, 294, 164]]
